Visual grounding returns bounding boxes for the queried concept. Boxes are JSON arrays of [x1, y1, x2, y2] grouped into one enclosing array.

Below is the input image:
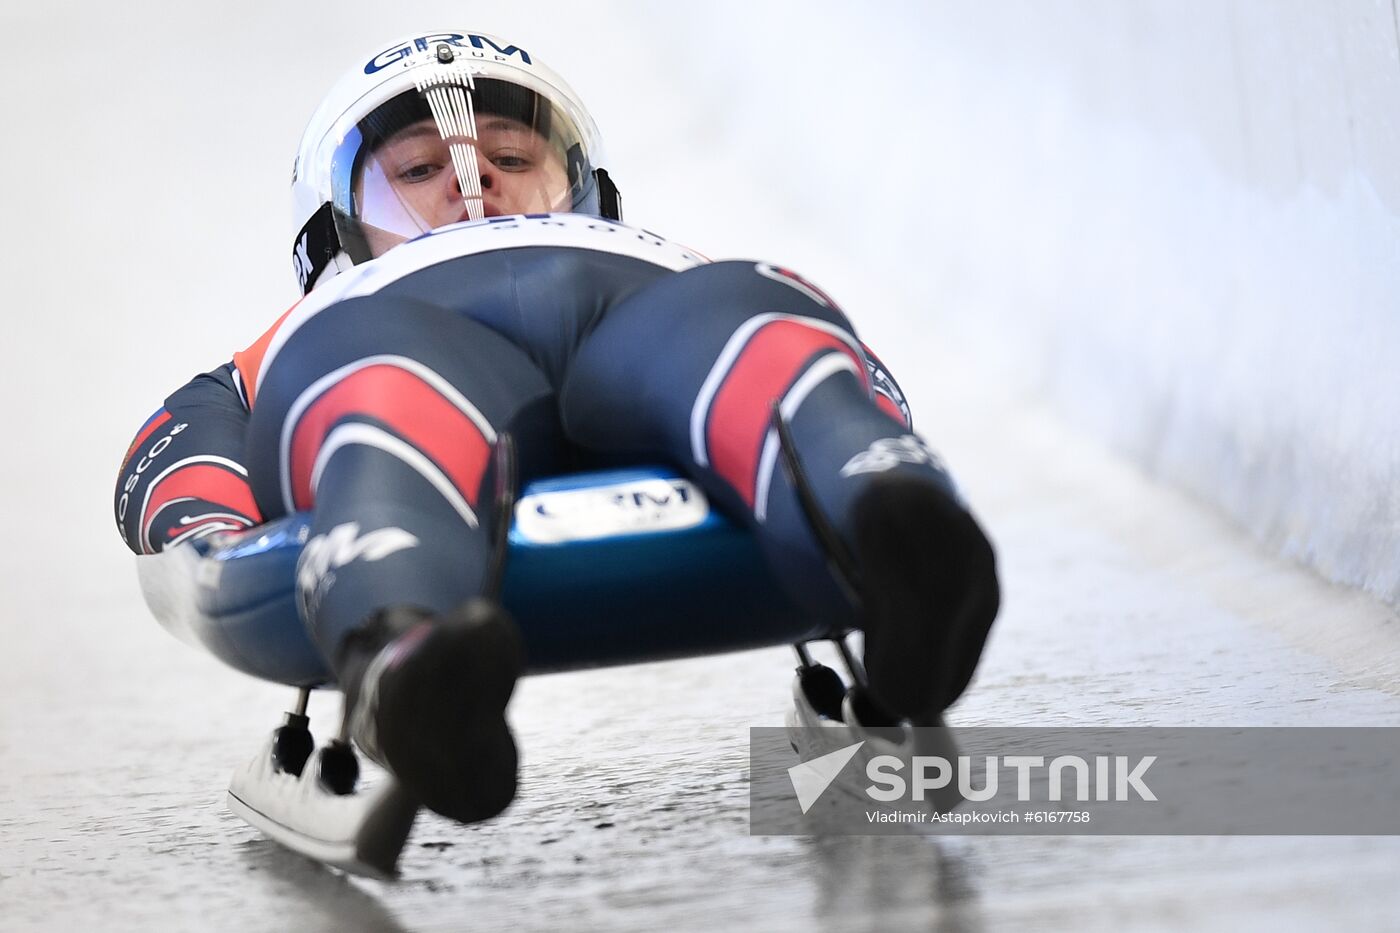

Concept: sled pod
[[138, 466, 827, 686]]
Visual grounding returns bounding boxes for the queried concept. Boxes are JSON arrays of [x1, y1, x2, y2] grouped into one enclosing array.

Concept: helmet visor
[[331, 72, 597, 258]]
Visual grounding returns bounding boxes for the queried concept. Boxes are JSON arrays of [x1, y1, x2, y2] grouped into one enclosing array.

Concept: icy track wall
[[650, 1, 1400, 609]]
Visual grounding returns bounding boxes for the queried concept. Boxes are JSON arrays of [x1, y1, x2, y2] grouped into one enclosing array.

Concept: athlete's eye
[[488, 150, 533, 172], [397, 161, 443, 183]]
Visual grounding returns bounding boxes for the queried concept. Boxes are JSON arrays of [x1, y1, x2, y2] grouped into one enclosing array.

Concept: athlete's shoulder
[[233, 300, 303, 409]]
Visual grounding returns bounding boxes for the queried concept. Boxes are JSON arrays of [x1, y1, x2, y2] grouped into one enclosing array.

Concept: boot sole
[[853, 474, 1000, 721], [375, 600, 524, 824]]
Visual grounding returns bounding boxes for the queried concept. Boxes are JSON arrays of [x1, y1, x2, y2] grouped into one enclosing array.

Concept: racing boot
[[850, 472, 1000, 725], [337, 598, 523, 824]]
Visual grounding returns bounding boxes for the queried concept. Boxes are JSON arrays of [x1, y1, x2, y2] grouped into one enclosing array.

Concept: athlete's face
[[356, 116, 571, 257]]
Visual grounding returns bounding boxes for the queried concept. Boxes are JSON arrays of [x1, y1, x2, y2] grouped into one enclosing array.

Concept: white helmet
[[290, 31, 621, 294]]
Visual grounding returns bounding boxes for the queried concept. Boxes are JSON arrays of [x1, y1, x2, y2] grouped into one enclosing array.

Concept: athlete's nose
[[450, 169, 494, 197], [451, 166, 497, 219]]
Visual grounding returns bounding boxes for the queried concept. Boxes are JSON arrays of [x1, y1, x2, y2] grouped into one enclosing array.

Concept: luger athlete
[[114, 30, 1000, 824]]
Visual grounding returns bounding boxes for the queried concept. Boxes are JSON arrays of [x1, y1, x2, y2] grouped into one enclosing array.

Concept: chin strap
[[294, 202, 374, 295], [595, 168, 622, 221], [292, 202, 343, 296]]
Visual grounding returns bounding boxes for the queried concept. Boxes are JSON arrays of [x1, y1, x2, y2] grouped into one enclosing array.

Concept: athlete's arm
[[114, 363, 263, 555]]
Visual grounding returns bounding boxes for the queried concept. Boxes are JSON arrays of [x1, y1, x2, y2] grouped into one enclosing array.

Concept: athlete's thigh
[[560, 259, 864, 465], [244, 292, 559, 521]]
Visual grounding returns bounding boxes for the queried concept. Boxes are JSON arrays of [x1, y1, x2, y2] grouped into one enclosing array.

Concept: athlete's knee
[[247, 298, 549, 513], [276, 362, 500, 520], [688, 308, 875, 511]]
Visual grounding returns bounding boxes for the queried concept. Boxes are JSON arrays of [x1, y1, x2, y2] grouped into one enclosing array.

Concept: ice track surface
[[4, 360, 1399, 933]]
